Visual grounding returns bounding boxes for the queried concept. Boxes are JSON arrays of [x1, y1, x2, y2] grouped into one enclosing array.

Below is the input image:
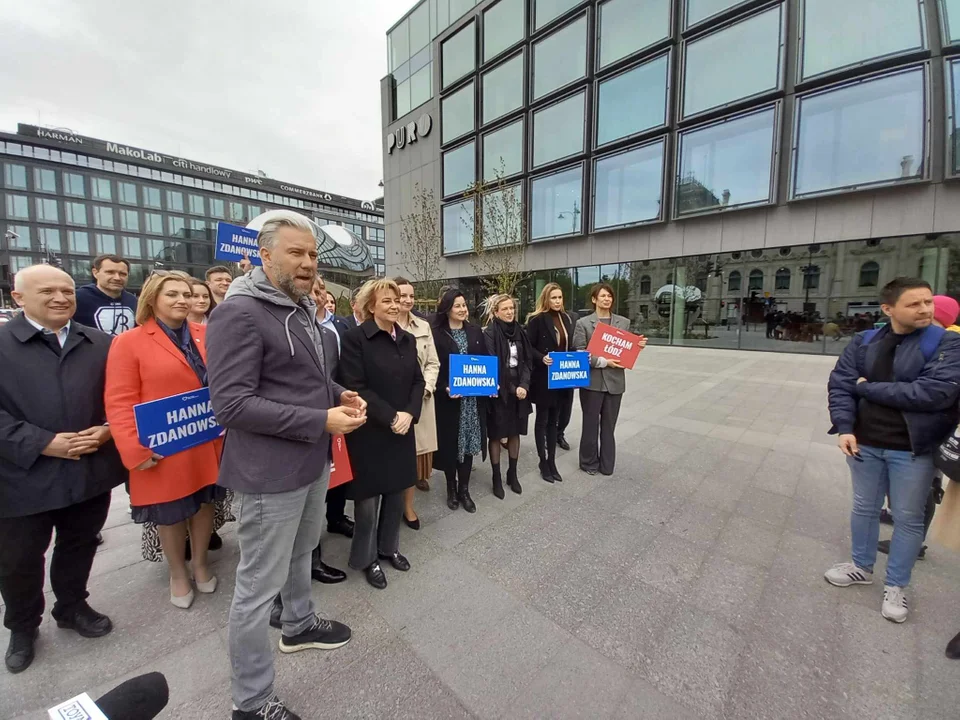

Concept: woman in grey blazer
[[572, 283, 644, 475]]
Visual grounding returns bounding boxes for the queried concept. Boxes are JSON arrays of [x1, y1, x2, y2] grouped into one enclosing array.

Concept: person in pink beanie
[[933, 295, 960, 332]]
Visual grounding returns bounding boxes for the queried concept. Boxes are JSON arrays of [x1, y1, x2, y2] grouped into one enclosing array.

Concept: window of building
[[639, 275, 652, 294], [189, 194, 205, 215], [92, 177, 112, 201], [123, 235, 142, 259], [4, 163, 26, 189], [409, 63, 432, 112], [248, 205, 261, 218], [482, 53, 524, 125], [442, 81, 475, 143], [533, 15, 587, 100], [484, 0, 524, 61], [599, 0, 671, 69], [775, 267, 791, 290], [70, 258, 92, 279], [748, 268, 763, 291], [118, 181, 137, 205], [38, 227, 61, 252], [96, 233, 117, 255], [685, 0, 751, 28], [793, 67, 925, 198], [144, 186, 161, 208], [728, 270, 741, 292], [168, 216, 185, 237], [597, 52, 669, 147], [93, 206, 115, 229], [145, 213, 163, 234], [68, 230, 90, 254], [443, 141, 477, 197], [944, 0, 960, 45], [800, 0, 924, 81], [803, 265, 820, 289], [147, 239, 167, 260], [594, 139, 665, 230], [121, 209, 140, 232], [63, 172, 85, 197], [35, 197, 58, 223], [166, 190, 184, 212], [535, 0, 582, 30], [481, 183, 523, 247], [65, 201, 87, 226], [676, 104, 778, 217], [395, 77, 413, 118], [483, 118, 524, 180], [682, 5, 782, 119], [5, 225, 30, 249], [443, 199, 475, 253], [10, 254, 33, 273], [229, 202, 245, 222], [408, 1, 430, 57], [389, 13, 411, 71], [34, 168, 56, 193], [531, 165, 584, 240], [442, 21, 476, 89], [5, 194, 28, 219], [533, 90, 586, 167], [859, 261, 880, 287], [209, 198, 225, 218]]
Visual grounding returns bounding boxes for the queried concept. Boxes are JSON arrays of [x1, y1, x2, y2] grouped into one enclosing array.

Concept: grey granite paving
[[4, 346, 960, 719]]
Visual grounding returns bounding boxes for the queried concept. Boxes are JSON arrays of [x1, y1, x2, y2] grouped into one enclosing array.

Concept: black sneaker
[[879, 508, 894, 525], [5, 629, 37, 674], [55, 603, 113, 638], [232, 695, 301, 719], [278, 614, 351, 654]]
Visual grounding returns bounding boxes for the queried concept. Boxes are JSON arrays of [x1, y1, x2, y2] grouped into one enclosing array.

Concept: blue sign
[[133, 388, 222, 457], [215, 222, 262, 265], [449, 354, 499, 397], [547, 351, 591, 389]]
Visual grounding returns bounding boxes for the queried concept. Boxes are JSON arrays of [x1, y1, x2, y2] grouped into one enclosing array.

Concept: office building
[[0, 123, 385, 303], [381, 0, 960, 355]]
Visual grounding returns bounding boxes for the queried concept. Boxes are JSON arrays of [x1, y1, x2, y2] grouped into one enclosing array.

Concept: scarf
[[490, 318, 531, 393], [157, 319, 208, 386]]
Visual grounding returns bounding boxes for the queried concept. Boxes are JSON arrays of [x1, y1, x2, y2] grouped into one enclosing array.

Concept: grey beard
[[273, 268, 309, 301]]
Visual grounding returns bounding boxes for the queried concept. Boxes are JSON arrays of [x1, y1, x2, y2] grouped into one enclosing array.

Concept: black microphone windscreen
[[93, 672, 169, 720]]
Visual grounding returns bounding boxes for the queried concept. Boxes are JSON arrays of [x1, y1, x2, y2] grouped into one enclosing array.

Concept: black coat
[[0, 316, 125, 518], [432, 322, 488, 472], [483, 323, 533, 434], [525, 311, 576, 407], [339, 319, 424, 500]]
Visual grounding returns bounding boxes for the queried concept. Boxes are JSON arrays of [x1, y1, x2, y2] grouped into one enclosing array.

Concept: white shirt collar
[[25, 315, 71, 347]]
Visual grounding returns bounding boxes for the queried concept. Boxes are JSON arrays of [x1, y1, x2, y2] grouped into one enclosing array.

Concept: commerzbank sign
[[16, 123, 379, 213]]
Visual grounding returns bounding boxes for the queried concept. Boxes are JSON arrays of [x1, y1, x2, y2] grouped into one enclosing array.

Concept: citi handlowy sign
[[386, 114, 432, 154]]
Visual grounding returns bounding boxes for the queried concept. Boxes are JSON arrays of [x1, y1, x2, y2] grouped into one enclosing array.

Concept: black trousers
[[348, 492, 404, 570], [326, 483, 348, 524], [534, 403, 560, 462], [0, 491, 111, 633], [556, 389, 574, 437], [579, 390, 623, 476]]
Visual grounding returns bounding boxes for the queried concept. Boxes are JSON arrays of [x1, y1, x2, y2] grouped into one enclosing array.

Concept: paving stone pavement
[[4, 346, 960, 719]]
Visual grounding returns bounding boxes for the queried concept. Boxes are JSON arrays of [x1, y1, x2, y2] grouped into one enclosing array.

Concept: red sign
[[329, 433, 354, 488], [586, 324, 644, 369]]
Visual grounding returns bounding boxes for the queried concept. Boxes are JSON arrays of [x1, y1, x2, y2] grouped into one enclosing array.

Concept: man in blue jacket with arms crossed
[[826, 277, 960, 623]]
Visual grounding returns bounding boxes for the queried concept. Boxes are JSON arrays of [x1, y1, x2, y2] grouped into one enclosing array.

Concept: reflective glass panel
[[68, 230, 90, 254], [96, 233, 117, 255], [396, 78, 412, 118], [443, 141, 476, 197], [410, 63, 432, 109], [442, 21, 476, 89], [145, 213, 163, 234], [5, 225, 29, 249], [123, 235, 142, 258], [481, 183, 523, 247], [794, 68, 925, 197], [597, 54, 668, 146], [599, 0, 671, 68], [535, 0, 581, 29], [144, 187, 160, 208], [685, 0, 749, 28], [4, 163, 26, 189], [442, 81, 475, 143], [92, 177, 112, 201], [39, 227, 61, 252], [390, 18, 410, 71], [409, 2, 430, 54], [6, 195, 28, 219], [118, 182, 137, 205], [594, 140, 665, 229], [801, 0, 923, 80], [189, 194, 205, 215], [483, 118, 524, 180], [166, 190, 184, 212], [450, 0, 477, 24], [483, 53, 524, 124], [945, 0, 960, 45], [533, 91, 585, 167], [94, 206, 115, 229], [533, 16, 587, 100], [443, 199, 475, 253], [35, 197, 58, 223], [210, 198, 225, 218], [34, 168, 56, 193], [121, 209, 140, 232], [66, 202, 87, 226], [63, 172, 85, 197], [682, 6, 782, 118], [531, 165, 583, 239], [677, 105, 777, 216], [485, 0, 525, 60]]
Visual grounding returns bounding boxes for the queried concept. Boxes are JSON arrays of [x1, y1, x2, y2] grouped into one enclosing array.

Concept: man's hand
[[340, 390, 367, 417], [857, 377, 867, 385], [838, 434, 860, 457], [543, 355, 554, 366], [516, 387, 528, 400], [69, 426, 112, 456], [41, 433, 81, 460], [392, 411, 414, 435], [238, 252, 252, 273], [135, 453, 164, 471], [326, 406, 366, 435]]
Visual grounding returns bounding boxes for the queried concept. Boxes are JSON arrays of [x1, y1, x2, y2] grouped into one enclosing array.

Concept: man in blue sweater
[[73, 255, 137, 336], [825, 277, 960, 623]]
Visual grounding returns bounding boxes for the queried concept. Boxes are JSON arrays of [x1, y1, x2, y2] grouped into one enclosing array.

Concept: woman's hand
[[392, 411, 414, 435], [135, 453, 163, 471], [516, 387, 528, 400], [447, 386, 463, 400], [542, 355, 553, 366]]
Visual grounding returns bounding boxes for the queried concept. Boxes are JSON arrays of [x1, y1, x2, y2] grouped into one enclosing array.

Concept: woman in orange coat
[[105, 270, 224, 609]]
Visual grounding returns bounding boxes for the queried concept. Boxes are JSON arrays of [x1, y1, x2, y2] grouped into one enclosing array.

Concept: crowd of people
[[0, 210, 644, 720]]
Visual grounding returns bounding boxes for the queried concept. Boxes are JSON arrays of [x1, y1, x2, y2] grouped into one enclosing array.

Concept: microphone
[[93, 672, 169, 720]]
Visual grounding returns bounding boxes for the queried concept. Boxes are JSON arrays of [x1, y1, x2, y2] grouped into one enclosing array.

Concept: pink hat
[[933, 295, 960, 328]]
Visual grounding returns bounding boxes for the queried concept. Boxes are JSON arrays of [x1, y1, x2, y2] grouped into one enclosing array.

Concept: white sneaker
[[824, 562, 874, 587], [881, 585, 908, 623]]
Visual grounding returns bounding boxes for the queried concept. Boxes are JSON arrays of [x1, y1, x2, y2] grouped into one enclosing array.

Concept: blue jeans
[[848, 446, 934, 587]]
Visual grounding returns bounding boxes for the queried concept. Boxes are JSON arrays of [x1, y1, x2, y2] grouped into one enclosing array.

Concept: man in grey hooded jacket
[[206, 211, 366, 720]]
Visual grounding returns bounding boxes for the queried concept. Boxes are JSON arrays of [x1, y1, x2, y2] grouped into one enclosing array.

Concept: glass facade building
[[1, 125, 385, 300]]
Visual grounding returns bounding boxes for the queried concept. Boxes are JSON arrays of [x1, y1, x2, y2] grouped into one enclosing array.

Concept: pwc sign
[[387, 114, 433, 153]]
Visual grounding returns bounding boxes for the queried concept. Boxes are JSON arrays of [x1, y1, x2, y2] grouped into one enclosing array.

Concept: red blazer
[[104, 319, 221, 507]]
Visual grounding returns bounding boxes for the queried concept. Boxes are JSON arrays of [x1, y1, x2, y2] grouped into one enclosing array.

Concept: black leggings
[[534, 403, 559, 462]]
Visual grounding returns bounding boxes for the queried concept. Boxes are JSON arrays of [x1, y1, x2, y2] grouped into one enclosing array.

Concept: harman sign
[[387, 114, 432, 154]]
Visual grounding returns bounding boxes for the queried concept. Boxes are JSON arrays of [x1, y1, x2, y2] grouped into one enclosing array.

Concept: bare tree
[[398, 183, 444, 300]]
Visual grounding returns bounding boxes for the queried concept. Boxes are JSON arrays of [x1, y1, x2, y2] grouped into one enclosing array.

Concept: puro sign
[[387, 114, 432, 154]]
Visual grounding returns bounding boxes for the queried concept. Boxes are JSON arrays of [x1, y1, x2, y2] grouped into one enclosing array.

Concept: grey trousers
[[579, 390, 622, 476], [349, 492, 404, 570], [228, 466, 329, 712]]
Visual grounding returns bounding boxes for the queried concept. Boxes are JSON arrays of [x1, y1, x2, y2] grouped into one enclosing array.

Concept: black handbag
[[934, 426, 960, 481]]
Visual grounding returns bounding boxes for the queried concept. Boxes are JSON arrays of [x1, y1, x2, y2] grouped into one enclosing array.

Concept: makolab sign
[[387, 114, 432, 154]]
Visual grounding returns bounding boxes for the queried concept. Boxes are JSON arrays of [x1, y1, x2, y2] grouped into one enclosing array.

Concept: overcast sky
[[0, 0, 401, 201]]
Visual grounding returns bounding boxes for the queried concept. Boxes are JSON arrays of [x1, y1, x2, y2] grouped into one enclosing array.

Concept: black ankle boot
[[507, 459, 522, 494], [492, 464, 505, 499], [548, 459, 563, 483], [539, 459, 555, 484], [458, 468, 477, 513], [446, 473, 460, 510]]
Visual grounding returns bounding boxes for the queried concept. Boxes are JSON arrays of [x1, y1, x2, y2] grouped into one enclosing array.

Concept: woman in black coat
[[339, 278, 424, 590], [482, 294, 532, 498], [525, 282, 576, 483], [431, 289, 488, 513]]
